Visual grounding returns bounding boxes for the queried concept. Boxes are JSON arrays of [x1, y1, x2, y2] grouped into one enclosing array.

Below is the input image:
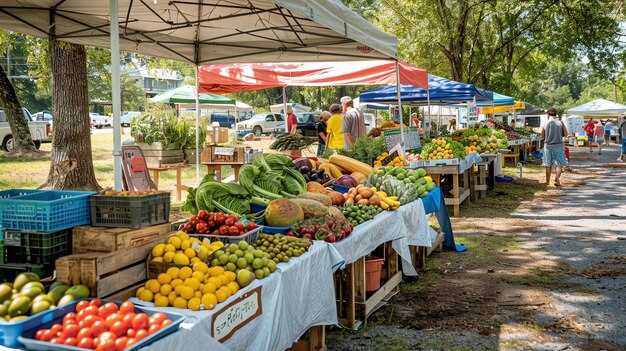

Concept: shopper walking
[[582, 118, 595, 152], [618, 119, 626, 162], [326, 104, 344, 151], [317, 111, 330, 156], [604, 120, 614, 146], [541, 107, 568, 187], [594, 121, 605, 155], [340, 96, 365, 150]]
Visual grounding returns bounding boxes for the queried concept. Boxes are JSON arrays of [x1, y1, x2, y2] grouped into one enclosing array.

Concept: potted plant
[[177, 112, 208, 163], [130, 103, 185, 167]]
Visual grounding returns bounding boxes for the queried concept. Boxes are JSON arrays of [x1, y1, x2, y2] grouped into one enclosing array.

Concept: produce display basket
[[190, 225, 262, 245], [0, 190, 95, 232], [0, 189, 43, 200], [18, 299, 185, 351], [90, 192, 170, 228], [256, 220, 291, 234], [3, 228, 71, 265], [332, 183, 351, 194]]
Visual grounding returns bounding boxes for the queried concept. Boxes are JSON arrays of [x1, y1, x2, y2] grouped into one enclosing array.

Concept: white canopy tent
[[0, 0, 399, 189], [567, 99, 626, 117]]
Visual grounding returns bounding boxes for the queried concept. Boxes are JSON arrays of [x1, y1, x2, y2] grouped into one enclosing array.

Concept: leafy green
[[239, 164, 283, 200], [195, 180, 252, 215]]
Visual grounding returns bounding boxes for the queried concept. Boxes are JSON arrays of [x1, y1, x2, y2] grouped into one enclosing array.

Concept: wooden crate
[[200, 146, 246, 164], [72, 223, 172, 253]]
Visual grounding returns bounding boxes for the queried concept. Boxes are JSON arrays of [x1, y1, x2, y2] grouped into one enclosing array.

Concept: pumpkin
[[326, 191, 345, 206]]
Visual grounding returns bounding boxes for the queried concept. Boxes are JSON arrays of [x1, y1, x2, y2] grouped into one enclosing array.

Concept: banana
[[380, 201, 390, 210], [376, 191, 388, 198], [388, 196, 398, 201]]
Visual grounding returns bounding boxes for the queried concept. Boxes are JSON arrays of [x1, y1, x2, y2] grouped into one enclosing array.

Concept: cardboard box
[[206, 127, 229, 144]]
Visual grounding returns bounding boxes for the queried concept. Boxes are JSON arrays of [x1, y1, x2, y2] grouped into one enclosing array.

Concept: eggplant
[[322, 174, 331, 181], [300, 166, 310, 174], [310, 173, 319, 181], [317, 168, 325, 176], [303, 174, 311, 182]]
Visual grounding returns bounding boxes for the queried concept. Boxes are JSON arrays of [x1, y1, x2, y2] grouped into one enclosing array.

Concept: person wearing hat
[[540, 107, 568, 186], [340, 96, 365, 149], [286, 105, 299, 135], [326, 104, 344, 150]]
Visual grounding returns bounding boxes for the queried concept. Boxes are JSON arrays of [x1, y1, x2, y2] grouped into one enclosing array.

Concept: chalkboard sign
[[383, 127, 421, 151]]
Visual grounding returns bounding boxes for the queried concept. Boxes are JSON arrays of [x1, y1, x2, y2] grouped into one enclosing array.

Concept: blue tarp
[[421, 187, 466, 252], [359, 74, 493, 105]]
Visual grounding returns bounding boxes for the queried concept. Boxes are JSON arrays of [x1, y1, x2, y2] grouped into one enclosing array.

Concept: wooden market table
[[148, 163, 191, 201], [422, 162, 474, 216], [202, 162, 243, 182], [472, 156, 495, 200]]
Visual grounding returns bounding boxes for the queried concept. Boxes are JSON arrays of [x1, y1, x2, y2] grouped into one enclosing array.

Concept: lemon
[[157, 273, 172, 285], [202, 282, 217, 294], [168, 291, 178, 305], [181, 239, 191, 251], [168, 236, 182, 249], [218, 275, 229, 286], [184, 248, 196, 259], [154, 295, 169, 307], [180, 286, 194, 300], [151, 243, 165, 257], [174, 252, 190, 265], [215, 289, 228, 303], [147, 280, 161, 294], [197, 246, 209, 260], [177, 232, 190, 241], [190, 237, 201, 244], [179, 266, 193, 279], [152, 257, 163, 262], [164, 244, 176, 253], [207, 277, 222, 289], [224, 271, 236, 283], [194, 291, 202, 299], [188, 297, 201, 311], [202, 293, 218, 310], [170, 278, 183, 288], [163, 251, 175, 263], [139, 289, 154, 302], [160, 284, 172, 296], [210, 266, 225, 277], [167, 267, 180, 279], [135, 287, 145, 298], [226, 282, 239, 295], [190, 257, 201, 265], [173, 297, 187, 309], [184, 277, 200, 291], [193, 262, 209, 274], [192, 271, 205, 283], [174, 284, 184, 295]]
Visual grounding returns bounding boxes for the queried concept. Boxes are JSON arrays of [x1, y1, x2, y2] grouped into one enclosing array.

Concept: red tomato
[[110, 320, 126, 338], [77, 327, 92, 340], [122, 313, 136, 329], [77, 337, 95, 349], [148, 324, 160, 335], [76, 300, 90, 313], [135, 329, 148, 341], [91, 320, 108, 337], [90, 298, 102, 307], [131, 313, 149, 330], [96, 339, 116, 351], [105, 312, 122, 328], [50, 323, 63, 336], [126, 338, 137, 348], [63, 318, 77, 327], [119, 301, 135, 315], [63, 312, 77, 324], [148, 312, 167, 327], [63, 324, 79, 338], [41, 329, 55, 342], [77, 310, 87, 323], [161, 319, 173, 328], [64, 337, 78, 346], [83, 305, 98, 316], [50, 337, 61, 344], [82, 315, 101, 328], [126, 328, 136, 338], [34, 329, 45, 340], [114, 336, 128, 351], [94, 337, 100, 345], [98, 302, 118, 319]]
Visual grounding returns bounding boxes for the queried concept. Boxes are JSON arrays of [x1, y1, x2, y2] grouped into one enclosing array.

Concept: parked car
[[210, 113, 238, 128], [120, 111, 141, 127], [0, 108, 50, 151], [33, 110, 54, 138], [90, 112, 111, 129], [235, 113, 284, 136], [273, 112, 320, 137]]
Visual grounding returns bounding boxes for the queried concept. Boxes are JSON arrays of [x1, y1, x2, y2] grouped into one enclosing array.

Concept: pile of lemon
[[136, 264, 239, 311], [426, 139, 454, 160], [150, 231, 224, 266]]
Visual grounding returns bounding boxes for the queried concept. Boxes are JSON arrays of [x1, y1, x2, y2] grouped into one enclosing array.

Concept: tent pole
[[110, 0, 122, 191], [395, 60, 404, 148], [282, 86, 288, 131], [426, 89, 431, 138], [437, 106, 441, 132], [195, 65, 200, 187]]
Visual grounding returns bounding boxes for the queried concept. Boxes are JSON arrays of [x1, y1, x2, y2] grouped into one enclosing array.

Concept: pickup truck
[[90, 112, 111, 129], [0, 108, 50, 151]]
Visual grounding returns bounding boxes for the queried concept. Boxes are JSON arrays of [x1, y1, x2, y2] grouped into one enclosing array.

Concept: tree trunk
[[0, 64, 37, 152], [41, 41, 100, 191]]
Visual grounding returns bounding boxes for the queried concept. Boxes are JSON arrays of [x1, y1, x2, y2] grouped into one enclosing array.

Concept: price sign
[[214, 147, 235, 156], [467, 102, 478, 126], [383, 127, 421, 151], [212, 286, 262, 342]]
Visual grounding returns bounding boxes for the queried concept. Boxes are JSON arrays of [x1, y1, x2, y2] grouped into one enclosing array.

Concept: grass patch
[[454, 235, 524, 265], [400, 257, 442, 294], [504, 264, 572, 288]]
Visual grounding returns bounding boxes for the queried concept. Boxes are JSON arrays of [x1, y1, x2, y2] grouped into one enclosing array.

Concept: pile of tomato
[[177, 210, 257, 236], [33, 299, 172, 351]]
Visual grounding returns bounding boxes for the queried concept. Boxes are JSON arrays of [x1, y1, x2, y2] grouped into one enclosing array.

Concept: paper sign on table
[[212, 286, 263, 342]]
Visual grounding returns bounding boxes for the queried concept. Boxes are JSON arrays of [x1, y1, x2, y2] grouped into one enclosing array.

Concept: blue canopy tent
[[359, 75, 493, 133], [477, 92, 514, 106]]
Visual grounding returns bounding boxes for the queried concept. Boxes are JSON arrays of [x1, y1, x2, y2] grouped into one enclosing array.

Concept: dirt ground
[[327, 145, 626, 351]]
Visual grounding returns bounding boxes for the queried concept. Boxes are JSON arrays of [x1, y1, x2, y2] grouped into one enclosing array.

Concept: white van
[[121, 111, 141, 127]]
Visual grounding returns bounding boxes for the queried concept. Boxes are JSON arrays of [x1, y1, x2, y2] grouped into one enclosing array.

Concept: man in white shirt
[[340, 96, 365, 150]]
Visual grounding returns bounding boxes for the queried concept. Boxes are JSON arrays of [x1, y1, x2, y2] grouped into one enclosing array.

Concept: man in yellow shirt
[[326, 104, 344, 150]]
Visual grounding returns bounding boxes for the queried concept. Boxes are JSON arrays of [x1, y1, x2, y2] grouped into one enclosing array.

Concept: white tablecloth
[[138, 241, 343, 351]]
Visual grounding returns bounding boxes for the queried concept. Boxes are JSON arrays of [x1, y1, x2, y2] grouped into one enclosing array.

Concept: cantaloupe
[[265, 199, 304, 227]]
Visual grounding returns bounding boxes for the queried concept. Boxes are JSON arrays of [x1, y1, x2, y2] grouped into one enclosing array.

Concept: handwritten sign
[[213, 147, 235, 156], [212, 286, 262, 342], [467, 102, 478, 126], [383, 127, 421, 151]]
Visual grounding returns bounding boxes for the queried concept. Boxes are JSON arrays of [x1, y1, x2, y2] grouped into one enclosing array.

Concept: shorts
[[543, 147, 568, 167], [622, 138, 626, 153], [587, 136, 594, 142]]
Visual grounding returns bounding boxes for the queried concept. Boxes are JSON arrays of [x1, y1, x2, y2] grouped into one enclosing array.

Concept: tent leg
[[110, 0, 122, 191], [426, 90, 431, 138], [282, 86, 288, 132], [395, 60, 404, 148], [195, 65, 200, 187]]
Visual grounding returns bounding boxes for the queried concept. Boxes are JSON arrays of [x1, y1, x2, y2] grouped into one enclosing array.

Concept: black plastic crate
[[3, 229, 72, 265], [90, 192, 170, 228]]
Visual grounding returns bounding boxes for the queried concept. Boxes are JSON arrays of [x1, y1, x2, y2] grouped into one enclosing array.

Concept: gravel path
[[514, 144, 626, 347]]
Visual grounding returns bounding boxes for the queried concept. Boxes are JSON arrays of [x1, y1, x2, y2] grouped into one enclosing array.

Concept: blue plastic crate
[[0, 190, 96, 232], [332, 183, 351, 194], [256, 220, 291, 234], [0, 189, 43, 199], [251, 203, 268, 213], [17, 299, 184, 351]]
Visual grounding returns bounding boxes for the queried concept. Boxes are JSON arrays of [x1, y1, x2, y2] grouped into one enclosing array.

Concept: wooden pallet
[[72, 223, 172, 253]]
